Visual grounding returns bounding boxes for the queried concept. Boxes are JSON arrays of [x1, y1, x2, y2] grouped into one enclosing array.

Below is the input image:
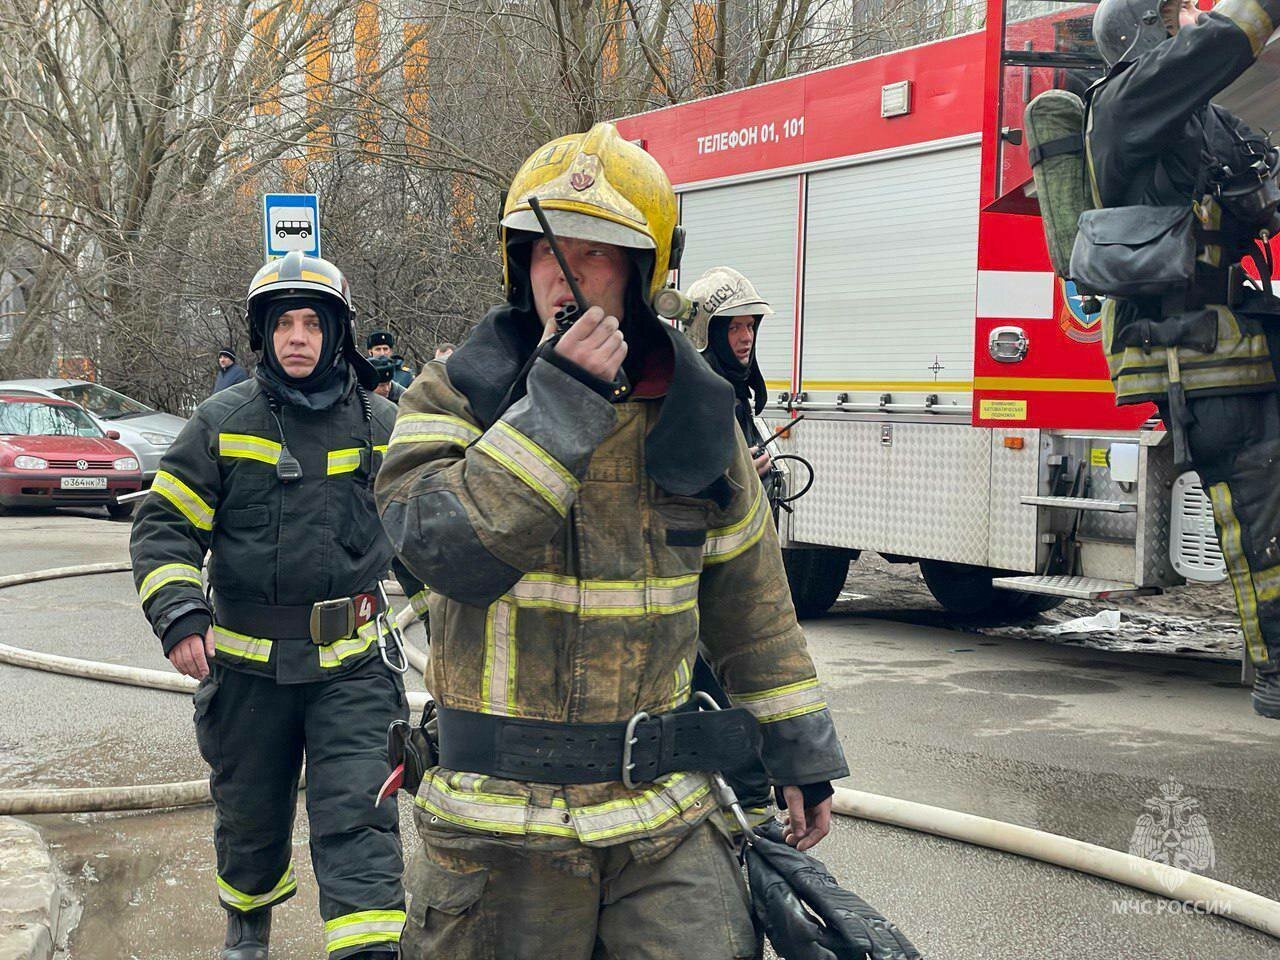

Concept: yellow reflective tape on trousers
[[212, 625, 273, 663], [137, 562, 202, 603], [415, 769, 713, 844], [327, 447, 362, 475], [218, 863, 296, 912], [481, 600, 517, 715], [474, 421, 578, 517], [217, 433, 282, 465], [1208, 483, 1271, 666], [152, 470, 214, 531], [506, 573, 700, 616], [1254, 564, 1280, 603], [704, 486, 768, 565], [732, 677, 826, 724], [324, 909, 405, 954], [388, 413, 480, 449]]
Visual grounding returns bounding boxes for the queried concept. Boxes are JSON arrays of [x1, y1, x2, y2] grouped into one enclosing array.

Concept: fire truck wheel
[[783, 547, 858, 619], [920, 560, 1064, 620], [1006, 592, 1066, 615]]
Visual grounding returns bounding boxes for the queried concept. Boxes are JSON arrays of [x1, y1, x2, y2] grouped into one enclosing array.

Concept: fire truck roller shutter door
[[800, 144, 981, 405], [679, 177, 798, 395]]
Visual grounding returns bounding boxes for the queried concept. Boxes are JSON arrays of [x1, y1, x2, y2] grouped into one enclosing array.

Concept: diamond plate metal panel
[[1136, 438, 1184, 588], [789, 417, 991, 564], [992, 575, 1156, 598], [1079, 467, 1139, 541], [883, 423, 990, 563], [789, 418, 885, 550], [989, 429, 1041, 572]]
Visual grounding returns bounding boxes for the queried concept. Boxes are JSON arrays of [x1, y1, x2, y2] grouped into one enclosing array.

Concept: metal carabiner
[[691, 692, 756, 845], [376, 582, 410, 675]]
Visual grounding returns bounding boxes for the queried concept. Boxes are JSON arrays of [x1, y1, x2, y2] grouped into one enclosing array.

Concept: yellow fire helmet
[[501, 122, 684, 303]]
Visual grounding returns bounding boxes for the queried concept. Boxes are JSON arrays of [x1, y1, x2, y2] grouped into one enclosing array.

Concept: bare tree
[[0, 0, 974, 411]]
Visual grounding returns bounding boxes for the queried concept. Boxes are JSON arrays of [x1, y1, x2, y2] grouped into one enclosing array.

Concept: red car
[[0, 393, 144, 519]]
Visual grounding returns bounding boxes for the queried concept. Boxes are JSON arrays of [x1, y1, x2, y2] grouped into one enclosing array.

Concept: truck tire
[[1007, 592, 1066, 615], [783, 547, 857, 619], [919, 560, 1064, 619]]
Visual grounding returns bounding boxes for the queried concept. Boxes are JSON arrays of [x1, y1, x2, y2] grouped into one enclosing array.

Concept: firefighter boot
[[222, 907, 271, 960], [1253, 671, 1280, 719]]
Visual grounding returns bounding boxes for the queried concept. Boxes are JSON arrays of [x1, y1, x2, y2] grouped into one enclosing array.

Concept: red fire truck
[[616, 0, 1279, 622]]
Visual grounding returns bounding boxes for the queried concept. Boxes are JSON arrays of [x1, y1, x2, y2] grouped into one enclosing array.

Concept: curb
[[0, 817, 64, 960]]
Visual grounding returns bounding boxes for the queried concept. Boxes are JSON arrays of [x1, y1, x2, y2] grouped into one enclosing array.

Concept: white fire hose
[[1, 564, 1278, 939]]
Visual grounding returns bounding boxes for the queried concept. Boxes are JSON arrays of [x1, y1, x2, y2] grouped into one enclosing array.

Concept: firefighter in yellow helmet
[[376, 123, 848, 957]]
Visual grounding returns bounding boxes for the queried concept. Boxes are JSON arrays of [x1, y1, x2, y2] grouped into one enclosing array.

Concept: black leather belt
[[213, 590, 385, 641], [435, 703, 762, 786]]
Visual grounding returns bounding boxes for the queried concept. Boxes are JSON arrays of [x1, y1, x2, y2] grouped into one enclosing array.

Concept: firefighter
[[376, 122, 849, 959], [130, 252, 411, 959], [687, 266, 775, 478], [1084, 0, 1280, 716]]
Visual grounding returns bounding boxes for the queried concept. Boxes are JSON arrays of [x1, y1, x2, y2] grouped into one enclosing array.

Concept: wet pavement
[[1, 511, 1278, 958]]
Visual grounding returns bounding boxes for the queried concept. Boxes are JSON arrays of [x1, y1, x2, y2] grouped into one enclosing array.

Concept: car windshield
[[52, 383, 152, 420], [0, 400, 104, 437]]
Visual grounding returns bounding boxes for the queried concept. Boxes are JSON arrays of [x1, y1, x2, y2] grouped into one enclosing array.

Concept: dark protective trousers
[[1182, 389, 1280, 673], [193, 655, 409, 957]]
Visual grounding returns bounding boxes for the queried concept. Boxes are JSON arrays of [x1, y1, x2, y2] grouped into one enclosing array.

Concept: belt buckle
[[309, 597, 356, 645], [621, 711, 651, 789]]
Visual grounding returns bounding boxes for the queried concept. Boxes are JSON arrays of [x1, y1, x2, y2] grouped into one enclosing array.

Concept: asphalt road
[[1, 508, 1278, 959]]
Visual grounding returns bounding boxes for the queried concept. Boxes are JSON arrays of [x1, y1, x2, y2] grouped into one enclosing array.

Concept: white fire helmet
[[684, 266, 773, 350]]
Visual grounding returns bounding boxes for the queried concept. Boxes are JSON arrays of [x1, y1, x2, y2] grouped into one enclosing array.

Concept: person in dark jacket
[[688, 266, 775, 478], [131, 252, 416, 959], [213, 348, 249, 394], [366, 330, 414, 388], [1084, 0, 1280, 716]]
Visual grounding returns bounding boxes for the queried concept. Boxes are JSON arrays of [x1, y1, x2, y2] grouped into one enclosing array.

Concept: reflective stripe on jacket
[[376, 342, 849, 848], [130, 376, 425, 683]]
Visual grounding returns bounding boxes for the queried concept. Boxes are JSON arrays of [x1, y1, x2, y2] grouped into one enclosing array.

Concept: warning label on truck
[[979, 399, 1028, 421]]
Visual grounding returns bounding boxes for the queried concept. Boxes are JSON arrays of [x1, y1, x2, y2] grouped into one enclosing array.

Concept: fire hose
[[0, 564, 1278, 939]]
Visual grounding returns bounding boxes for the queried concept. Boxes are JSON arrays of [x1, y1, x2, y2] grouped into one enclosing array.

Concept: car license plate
[[60, 476, 107, 490]]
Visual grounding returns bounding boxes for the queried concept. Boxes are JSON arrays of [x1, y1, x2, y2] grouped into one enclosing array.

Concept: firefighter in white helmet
[[376, 123, 847, 958], [688, 266, 775, 477]]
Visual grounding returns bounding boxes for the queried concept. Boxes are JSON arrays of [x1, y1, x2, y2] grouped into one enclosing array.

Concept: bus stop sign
[[263, 193, 321, 260]]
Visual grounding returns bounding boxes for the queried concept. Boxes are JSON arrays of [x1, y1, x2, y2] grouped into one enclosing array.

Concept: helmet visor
[[502, 208, 656, 250]]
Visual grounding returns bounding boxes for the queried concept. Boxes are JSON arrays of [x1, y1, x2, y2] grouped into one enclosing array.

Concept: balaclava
[[255, 297, 350, 410]]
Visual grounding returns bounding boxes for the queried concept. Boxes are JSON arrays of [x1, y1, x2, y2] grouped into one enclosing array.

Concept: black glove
[[745, 820, 923, 960]]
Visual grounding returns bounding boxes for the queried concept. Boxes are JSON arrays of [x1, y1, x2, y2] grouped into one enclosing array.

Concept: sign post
[[262, 193, 321, 261]]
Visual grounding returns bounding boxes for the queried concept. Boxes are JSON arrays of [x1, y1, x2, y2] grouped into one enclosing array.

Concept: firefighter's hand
[[751, 447, 773, 477], [781, 786, 832, 852], [169, 628, 215, 680], [552, 306, 627, 381]]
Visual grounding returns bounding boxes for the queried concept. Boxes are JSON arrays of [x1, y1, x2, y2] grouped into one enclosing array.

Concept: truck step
[[992, 575, 1159, 600], [1020, 496, 1136, 513]]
